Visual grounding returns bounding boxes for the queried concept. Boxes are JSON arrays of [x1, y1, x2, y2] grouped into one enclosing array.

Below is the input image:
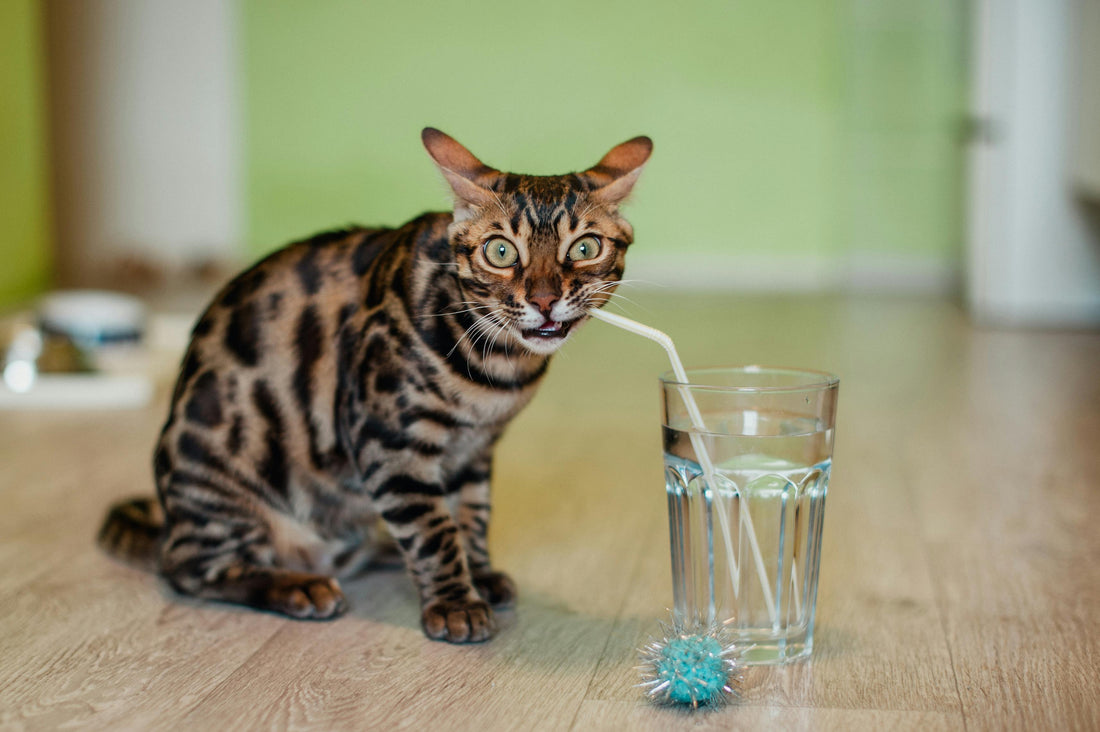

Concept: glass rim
[[658, 364, 840, 393]]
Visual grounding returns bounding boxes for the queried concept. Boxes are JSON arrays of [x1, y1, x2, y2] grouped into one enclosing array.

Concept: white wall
[[46, 0, 240, 286], [968, 0, 1100, 327]]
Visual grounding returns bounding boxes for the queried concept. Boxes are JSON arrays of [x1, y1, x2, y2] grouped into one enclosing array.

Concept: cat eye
[[483, 237, 519, 268], [567, 236, 602, 263]]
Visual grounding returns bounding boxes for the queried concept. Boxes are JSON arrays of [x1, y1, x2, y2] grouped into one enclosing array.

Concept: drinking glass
[[661, 366, 839, 664]]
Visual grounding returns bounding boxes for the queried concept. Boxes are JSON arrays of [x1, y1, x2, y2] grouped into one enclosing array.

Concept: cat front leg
[[451, 462, 516, 608], [375, 474, 493, 643]]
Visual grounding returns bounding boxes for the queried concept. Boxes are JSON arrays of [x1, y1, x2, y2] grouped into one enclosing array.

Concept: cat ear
[[583, 136, 653, 205], [421, 128, 499, 212]]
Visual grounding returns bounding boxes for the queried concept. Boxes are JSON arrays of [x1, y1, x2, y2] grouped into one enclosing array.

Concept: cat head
[[423, 128, 652, 356]]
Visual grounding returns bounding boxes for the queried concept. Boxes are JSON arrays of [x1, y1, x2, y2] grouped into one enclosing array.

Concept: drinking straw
[[589, 309, 777, 627]]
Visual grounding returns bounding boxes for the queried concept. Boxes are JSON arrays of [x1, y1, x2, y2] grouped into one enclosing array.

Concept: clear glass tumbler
[[661, 366, 839, 664]]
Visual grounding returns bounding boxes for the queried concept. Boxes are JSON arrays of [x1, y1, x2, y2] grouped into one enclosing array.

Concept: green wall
[[0, 1, 966, 309], [242, 0, 967, 278], [841, 2, 968, 264], [0, 0, 52, 309]]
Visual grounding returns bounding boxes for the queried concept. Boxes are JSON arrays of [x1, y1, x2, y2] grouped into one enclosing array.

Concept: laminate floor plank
[[0, 551, 285, 731], [903, 328, 1100, 731], [571, 700, 964, 731]]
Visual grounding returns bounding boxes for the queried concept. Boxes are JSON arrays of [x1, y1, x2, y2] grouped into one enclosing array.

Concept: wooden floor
[[1, 293, 1098, 731]]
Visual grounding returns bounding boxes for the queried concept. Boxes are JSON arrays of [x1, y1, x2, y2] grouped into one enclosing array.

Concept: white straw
[[589, 309, 777, 627]]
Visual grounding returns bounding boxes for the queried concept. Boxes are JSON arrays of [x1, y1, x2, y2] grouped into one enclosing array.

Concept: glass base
[[737, 631, 813, 665]]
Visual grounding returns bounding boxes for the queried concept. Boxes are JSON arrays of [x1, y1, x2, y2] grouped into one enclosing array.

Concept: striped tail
[[97, 497, 164, 572]]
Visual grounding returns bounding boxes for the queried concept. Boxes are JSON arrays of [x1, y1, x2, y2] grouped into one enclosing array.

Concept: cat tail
[[97, 497, 163, 572]]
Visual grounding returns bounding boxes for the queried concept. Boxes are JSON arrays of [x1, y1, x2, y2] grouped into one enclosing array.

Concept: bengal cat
[[98, 128, 652, 642]]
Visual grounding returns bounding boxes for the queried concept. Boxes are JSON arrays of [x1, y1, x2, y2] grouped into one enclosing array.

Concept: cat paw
[[421, 599, 494, 643], [473, 570, 517, 608], [265, 573, 348, 620]]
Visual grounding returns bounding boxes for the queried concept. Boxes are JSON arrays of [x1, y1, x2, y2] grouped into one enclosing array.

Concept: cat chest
[[452, 386, 537, 426], [381, 363, 538, 433], [393, 406, 496, 465]]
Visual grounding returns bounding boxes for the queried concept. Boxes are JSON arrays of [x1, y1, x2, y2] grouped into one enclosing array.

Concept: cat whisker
[[459, 325, 496, 381], [575, 200, 600, 223], [587, 294, 648, 320], [418, 303, 492, 320], [474, 310, 503, 354], [589, 287, 641, 309], [483, 311, 514, 363], [584, 280, 651, 313], [584, 279, 655, 311], [613, 277, 666, 290], [584, 289, 625, 310], [582, 284, 627, 306], [480, 321, 499, 363], [487, 189, 511, 220], [469, 310, 516, 382], [471, 311, 509, 356], [611, 289, 658, 316], [468, 314, 501, 347], [447, 310, 500, 359], [417, 300, 491, 320]]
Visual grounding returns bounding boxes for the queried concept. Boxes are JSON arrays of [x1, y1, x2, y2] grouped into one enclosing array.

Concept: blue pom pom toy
[[638, 617, 743, 709]]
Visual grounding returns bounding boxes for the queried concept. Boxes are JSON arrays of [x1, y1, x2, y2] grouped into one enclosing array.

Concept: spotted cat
[[98, 128, 652, 642]]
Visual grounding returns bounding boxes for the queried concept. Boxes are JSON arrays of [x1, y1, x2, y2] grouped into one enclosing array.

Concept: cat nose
[[529, 293, 559, 316]]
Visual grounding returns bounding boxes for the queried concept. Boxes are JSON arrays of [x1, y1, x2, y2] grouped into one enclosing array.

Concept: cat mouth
[[521, 317, 577, 341]]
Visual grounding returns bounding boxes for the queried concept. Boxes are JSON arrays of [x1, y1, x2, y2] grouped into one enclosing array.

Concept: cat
[[97, 128, 652, 643]]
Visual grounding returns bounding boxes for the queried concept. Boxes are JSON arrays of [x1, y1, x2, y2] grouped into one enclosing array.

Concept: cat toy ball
[[637, 617, 743, 709]]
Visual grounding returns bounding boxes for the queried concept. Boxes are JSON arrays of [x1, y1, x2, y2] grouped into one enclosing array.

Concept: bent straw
[[588, 309, 778, 627]]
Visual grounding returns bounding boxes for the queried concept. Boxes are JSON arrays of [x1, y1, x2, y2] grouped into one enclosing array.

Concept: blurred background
[[4, 5, 1100, 726], [2, 0, 1098, 325]]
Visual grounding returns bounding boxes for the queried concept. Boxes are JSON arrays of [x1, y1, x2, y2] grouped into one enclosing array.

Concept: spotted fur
[[98, 128, 652, 642]]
